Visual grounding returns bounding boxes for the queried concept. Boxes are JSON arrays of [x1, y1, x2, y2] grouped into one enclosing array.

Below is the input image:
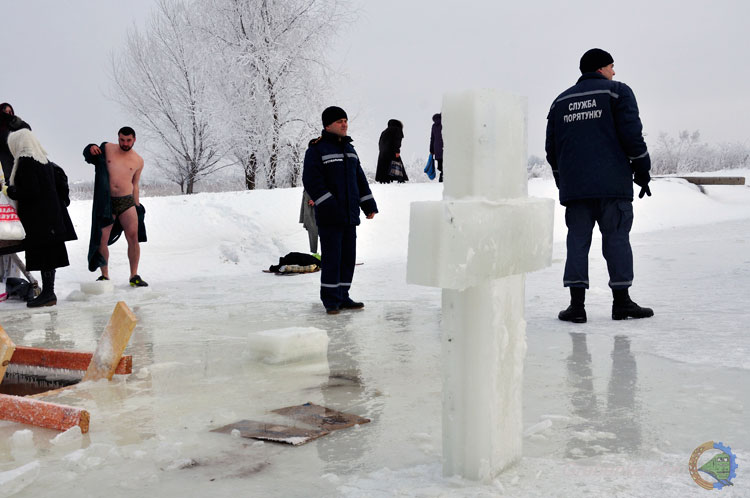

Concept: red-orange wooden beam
[[0, 393, 90, 433], [9, 347, 132, 374]]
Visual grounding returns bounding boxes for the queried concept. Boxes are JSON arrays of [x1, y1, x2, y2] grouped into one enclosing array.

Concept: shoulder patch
[[308, 136, 322, 147]]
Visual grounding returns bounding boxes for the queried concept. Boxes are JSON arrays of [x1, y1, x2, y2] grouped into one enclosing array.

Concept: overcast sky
[[2, 1, 748, 182]]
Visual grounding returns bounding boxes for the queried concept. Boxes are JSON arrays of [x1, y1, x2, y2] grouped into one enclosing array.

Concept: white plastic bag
[[0, 191, 25, 241]]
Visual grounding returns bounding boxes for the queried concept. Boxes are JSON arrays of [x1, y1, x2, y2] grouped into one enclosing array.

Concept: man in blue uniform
[[546, 48, 653, 323], [302, 106, 378, 315]]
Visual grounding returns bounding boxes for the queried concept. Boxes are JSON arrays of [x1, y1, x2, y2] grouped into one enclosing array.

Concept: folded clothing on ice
[[268, 252, 321, 274]]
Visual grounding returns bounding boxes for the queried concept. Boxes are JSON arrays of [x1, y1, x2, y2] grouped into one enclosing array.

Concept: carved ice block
[[407, 198, 554, 291]]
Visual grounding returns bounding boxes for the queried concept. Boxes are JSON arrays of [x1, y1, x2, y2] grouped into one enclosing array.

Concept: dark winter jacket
[[6, 158, 77, 250], [302, 130, 378, 227], [375, 119, 408, 183], [545, 72, 650, 205], [429, 113, 443, 160], [83, 142, 147, 272]]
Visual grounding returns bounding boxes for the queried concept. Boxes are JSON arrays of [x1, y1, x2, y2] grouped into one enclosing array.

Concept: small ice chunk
[[10, 430, 36, 461], [165, 458, 197, 471], [80, 280, 114, 295], [523, 419, 553, 437], [0, 461, 40, 494], [50, 425, 83, 446], [246, 327, 329, 364], [10, 430, 34, 451]]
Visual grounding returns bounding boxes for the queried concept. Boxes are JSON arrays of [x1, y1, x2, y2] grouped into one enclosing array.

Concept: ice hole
[[0, 364, 82, 396]]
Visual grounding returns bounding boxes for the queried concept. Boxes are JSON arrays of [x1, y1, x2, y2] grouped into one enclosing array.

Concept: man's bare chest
[[105, 145, 139, 176]]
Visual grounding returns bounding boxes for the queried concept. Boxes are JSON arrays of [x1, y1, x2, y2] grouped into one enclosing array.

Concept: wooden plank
[[677, 176, 745, 185], [82, 301, 137, 382], [272, 402, 371, 431], [0, 326, 16, 385], [0, 393, 90, 433], [10, 347, 132, 374], [211, 420, 330, 446]]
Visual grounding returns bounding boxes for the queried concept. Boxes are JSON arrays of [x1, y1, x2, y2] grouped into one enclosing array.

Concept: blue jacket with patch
[[545, 72, 650, 205], [302, 131, 378, 226]]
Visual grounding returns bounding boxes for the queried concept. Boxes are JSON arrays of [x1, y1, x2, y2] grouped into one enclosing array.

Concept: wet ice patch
[[66, 289, 89, 302], [0, 460, 40, 495]]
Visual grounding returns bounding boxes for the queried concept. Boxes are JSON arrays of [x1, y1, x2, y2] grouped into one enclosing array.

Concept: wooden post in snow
[[83, 301, 137, 381]]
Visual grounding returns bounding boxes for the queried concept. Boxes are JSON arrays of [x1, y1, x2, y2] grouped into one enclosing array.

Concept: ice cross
[[407, 89, 554, 481]]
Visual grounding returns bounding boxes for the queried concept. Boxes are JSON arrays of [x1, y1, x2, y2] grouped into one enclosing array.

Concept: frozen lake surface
[[1, 178, 749, 497]]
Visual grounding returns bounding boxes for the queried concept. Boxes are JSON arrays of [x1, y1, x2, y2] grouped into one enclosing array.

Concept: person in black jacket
[[429, 113, 444, 182], [302, 106, 378, 314], [375, 119, 408, 183], [6, 128, 77, 307], [546, 48, 653, 324]]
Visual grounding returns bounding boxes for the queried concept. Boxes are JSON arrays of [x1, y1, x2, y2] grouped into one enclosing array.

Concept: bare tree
[[198, 0, 347, 189], [111, 0, 225, 194]]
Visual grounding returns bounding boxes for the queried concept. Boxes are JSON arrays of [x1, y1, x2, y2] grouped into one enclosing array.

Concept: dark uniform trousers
[[564, 198, 634, 290], [319, 224, 357, 309]]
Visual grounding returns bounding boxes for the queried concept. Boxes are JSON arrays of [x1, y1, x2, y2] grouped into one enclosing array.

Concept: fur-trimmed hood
[[7, 128, 48, 186]]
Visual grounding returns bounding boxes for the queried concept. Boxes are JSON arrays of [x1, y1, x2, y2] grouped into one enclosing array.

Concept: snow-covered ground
[[1, 171, 749, 497]]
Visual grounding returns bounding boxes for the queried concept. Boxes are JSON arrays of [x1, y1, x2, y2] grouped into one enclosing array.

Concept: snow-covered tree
[[111, 0, 225, 194], [651, 130, 750, 174], [197, 0, 347, 189]]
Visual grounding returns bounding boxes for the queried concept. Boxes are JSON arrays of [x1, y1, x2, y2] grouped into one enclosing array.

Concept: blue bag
[[424, 154, 436, 180]]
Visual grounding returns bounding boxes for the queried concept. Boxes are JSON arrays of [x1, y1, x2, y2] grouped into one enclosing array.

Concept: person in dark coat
[[302, 106, 378, 314], [6, 128, 77, 307], [429, 113, 444, 182], [545, 48, 653, 324], [375, 119, 408, 183], [0, 102, 30, 287]]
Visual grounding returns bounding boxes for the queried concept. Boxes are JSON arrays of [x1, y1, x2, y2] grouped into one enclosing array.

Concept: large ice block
[[442, 276, 526, 479], [247, 327, 329, 365], [442, 89, 528, 200], [407, 198, 554, 291], [406, 88, 554, 482]]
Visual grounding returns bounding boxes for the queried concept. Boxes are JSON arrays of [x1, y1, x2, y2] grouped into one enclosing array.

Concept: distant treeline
[[528, 130, 749, 178]]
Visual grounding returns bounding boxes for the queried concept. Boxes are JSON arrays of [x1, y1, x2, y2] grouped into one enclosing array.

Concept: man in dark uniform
[[302, 106, 378, 314], [546, 48, 654, 323]]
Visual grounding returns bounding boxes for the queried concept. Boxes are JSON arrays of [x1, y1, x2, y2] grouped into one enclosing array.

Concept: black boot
[[559, 287, 587, 323], [27, 270, 57, 308], [611, 288, 653, 320]]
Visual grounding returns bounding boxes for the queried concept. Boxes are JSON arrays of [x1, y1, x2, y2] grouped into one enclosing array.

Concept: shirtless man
[[88, 127, 147, 286]]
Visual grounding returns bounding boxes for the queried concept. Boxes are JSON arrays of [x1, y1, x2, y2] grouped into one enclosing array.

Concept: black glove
[[633, 171, 651, 199]]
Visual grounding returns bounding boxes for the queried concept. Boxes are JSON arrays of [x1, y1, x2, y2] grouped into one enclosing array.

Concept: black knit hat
[[322, 106, 347, 127], [579, 48, 614, 74]]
